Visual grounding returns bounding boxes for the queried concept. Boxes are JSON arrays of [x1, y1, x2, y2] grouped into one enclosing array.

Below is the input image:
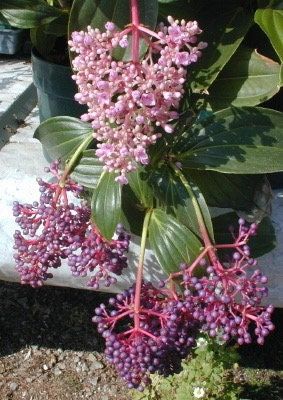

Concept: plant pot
[[32, 49, 87, 122], [0, 27, 25, 55]]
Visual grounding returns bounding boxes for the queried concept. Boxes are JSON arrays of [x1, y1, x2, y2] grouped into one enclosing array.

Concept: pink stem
[[130, 0, 140, 63], [138, 25, 160, 40], [215, 241, 247, 249]]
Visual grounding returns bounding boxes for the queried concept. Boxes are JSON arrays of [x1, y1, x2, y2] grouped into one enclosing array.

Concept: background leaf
[[71, 149, 103, 188], [188, 171, 272, 220], [148, 209, 202, 275], [188, 1, 253, 91], [178, 107, 283, 174], [0, 0, 65, 29], [208, 47, 282, 110], [34, 116, 93, 161], [255, 4, 283, 62], [91, 172, 122, 239]]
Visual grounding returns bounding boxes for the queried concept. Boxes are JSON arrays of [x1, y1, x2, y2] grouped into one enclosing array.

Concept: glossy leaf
[[71, 150, 103, 188], [34, 116, 93, 161], [148, 209, 202, 275], [0, 0, 64, 29], [255, 4, 283, 62], [188, 171, 272, 220], [178, 107, 283, 174], [208, 47, 282, 110], [189, 1, 252, 91], [149, 166, 214, 239], [127, 167, 154, 209], [91, 172, 122, 239], [213, 212, 276, 258]]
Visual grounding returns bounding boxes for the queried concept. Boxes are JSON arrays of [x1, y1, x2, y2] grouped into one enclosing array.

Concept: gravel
[[0, 280, 131, 400]]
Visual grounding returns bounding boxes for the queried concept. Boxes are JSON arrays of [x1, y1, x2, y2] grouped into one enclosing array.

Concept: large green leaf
[[255, 3, 283, 62], [149, 166, 214, 239], [127, 167, 154, 209], [177, 107, 283, 174], [189, 1, 253, 91], [34, 116, 93, 161], [0, 0, 65, 29], [213, 212, 276, 258], [208, 47, 282, 110], [188, 171, 272, 221], [91, 171, 122, 239], [148, 209, 202, 275], [71, 150, 103, 188]]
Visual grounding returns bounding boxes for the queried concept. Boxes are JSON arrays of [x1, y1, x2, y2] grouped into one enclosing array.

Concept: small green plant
[[132, 337, 241, 400]]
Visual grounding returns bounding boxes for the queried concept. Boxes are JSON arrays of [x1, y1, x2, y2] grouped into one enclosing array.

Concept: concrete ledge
[[0, 83, 37, 148], [0, 56, 37, 149]]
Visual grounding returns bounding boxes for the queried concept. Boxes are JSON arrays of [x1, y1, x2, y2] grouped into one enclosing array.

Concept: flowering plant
[[12, 0, 283, 392]]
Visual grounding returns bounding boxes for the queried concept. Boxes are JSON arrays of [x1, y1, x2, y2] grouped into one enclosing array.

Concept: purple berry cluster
[[93, 283, 197, 390], [13, 162, 130, 288], [68, 223, 130, 289], [93, 219, 274, 390]]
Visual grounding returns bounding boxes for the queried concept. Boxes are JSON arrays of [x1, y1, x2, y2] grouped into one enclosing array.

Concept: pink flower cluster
[[69, 17, 206, 184]]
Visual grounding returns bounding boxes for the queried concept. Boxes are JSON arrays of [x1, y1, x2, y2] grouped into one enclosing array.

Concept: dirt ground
[[0, 280, 282, 400]]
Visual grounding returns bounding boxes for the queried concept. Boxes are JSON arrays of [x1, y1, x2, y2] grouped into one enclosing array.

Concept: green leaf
[[188, 171, 272, 220], [71, 149, 103, 188], [148, 209, 202, 275], [0, 0, 65, 29], [42, 13, 69, 36], [91, 171, 122, 239], [208, 47, 282, 110], [121, 185, 145, 236], [149, 166, 214, 240], [255, 4, 283, 62], [127, 167, 154, 208], [177, 107, 283, 174], [30, 26, 56, 59], [213, 212, 276, 258], [34, 116, 93, 161], [189, 2, 253, 91]]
